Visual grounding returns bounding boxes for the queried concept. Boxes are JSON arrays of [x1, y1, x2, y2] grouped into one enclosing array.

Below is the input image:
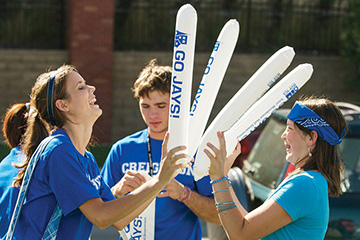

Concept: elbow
[[90, 215, 113, 230], [96, 224, 109, 231], [93, 221, 110, 230]]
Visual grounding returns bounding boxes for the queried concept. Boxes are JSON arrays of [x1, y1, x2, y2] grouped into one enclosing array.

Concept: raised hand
[[157, 132, 192, 184]]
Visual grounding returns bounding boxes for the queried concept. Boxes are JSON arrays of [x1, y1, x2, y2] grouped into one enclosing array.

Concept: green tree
[[341, 0, 360, 96]]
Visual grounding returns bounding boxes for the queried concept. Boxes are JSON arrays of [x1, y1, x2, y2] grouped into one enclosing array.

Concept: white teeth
[[89, 98, 96, 104]]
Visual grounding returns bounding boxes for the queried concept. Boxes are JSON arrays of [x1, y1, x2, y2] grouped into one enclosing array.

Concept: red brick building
[[67, 0, 114, 143]]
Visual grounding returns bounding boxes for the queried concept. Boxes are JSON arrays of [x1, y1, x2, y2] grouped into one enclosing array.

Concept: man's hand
[[112, 170, 147, 197], [157, 179, 184, 200]]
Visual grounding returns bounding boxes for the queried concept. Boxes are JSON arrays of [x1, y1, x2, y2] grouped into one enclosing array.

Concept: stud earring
[[308, 147, 312, 157]]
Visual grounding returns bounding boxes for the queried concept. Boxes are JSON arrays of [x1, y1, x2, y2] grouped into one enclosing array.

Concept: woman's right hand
[[157, 132, 192, 184]]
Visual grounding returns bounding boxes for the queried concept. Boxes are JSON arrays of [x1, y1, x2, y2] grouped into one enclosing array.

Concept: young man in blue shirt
[[101, 59, 220, 240]]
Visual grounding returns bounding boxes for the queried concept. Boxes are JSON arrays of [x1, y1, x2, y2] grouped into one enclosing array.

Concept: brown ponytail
[[2, 103, 28, 149]]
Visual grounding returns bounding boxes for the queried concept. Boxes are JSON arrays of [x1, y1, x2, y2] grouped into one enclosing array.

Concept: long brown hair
[[292, 96, 347, 197], [13, 65, 77, 187], [2, 103, 28, 148]]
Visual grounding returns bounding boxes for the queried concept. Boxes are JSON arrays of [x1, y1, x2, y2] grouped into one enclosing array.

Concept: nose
[[89, 85, 96, 93], [148, 107, 158, 118], [281, 131, 286, 140]]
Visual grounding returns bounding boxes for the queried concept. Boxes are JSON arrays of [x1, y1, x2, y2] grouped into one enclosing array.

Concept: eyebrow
[[76, 80, 86, 86], [141, 102, 168, 106]]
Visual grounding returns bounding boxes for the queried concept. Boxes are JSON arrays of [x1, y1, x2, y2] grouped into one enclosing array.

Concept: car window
[[244, 116, 287, 189], [338, 137, 360, 193]]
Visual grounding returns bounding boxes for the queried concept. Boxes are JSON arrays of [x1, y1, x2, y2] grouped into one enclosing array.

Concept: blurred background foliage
[[341, 0, 360, 94]]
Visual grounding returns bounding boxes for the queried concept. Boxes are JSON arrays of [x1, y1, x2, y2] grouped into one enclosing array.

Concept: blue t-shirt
[[101, 129, 213, 240], [0, 147, 25, 239], [13, 129, 114, 240], [262, 171, 329, 240]]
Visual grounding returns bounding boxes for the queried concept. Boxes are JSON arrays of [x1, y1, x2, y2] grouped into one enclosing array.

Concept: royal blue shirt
[[101, 129, 213, 240], [0, 146, 25, 239], [13, 129, 114, 240]]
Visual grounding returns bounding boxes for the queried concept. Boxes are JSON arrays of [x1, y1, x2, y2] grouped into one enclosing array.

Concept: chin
[[93, 109, 103, 121]]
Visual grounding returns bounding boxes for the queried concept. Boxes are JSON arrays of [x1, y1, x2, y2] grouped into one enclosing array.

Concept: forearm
[[229, 186, 248, 216], [112, 196, 155, 230], [81, 176, 164, 229], [183, 190, 221, 225], [212, 179, 248, 239]]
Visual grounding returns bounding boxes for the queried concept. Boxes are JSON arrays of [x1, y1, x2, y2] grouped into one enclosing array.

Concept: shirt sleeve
[[194, 175, 213, 198], [270, 175, 316, 221], [101, 143, 123, 188], [47, 144, 103, 216], [87, 151, 115, 203]]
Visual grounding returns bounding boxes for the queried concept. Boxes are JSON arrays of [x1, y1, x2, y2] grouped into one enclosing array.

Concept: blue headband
[[47, 71, 57, 126], [287, 101, 345, 145]]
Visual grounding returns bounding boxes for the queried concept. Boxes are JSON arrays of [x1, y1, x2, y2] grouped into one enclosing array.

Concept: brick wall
[[0, 49, 69, 130], [67, 0, 114, 143], [0, 49, 356, 144]]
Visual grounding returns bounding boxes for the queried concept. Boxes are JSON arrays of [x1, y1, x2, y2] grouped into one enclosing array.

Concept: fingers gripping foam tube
[[194, 46, 296, 180], [187, 19, 240, 158], [168, 4, 197, 166]]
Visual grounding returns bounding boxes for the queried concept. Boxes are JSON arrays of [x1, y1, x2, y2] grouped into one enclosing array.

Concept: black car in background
[[229, 102, 360, 240]]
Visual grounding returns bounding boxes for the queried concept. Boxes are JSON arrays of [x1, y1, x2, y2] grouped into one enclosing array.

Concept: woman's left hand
[[204, 131, 228, 180]]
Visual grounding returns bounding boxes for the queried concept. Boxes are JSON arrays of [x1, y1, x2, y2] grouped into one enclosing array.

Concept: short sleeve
[[101, 143, 123, 188], [270, 175, 316, 221], [48, 144, 103, 215], [194, 174, 213, 197]]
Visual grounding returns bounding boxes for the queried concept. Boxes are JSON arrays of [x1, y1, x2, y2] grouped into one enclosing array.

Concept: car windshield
[[244, 116, 287, 189], [338, 137, 360, 193]]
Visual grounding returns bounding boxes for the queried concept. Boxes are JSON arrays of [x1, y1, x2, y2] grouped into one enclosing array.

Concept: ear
[[308, 130, 318, 146], [55, 99, 68, 112]]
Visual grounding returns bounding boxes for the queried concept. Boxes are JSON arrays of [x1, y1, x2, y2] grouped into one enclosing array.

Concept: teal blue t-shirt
[[262, 171, 329, 240]]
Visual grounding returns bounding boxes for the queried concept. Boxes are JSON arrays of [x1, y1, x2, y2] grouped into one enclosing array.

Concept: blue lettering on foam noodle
[[204, 56, 214, 75], [283, 83, 299, 99], [170, 76, 182, 119], [174, 30, 188, 48], [268, 72, 281, 88], [134, 217, 142, 227], [174, 50, 185, 72], [190, 83, 204, 116], [213, 41, 220, 51]]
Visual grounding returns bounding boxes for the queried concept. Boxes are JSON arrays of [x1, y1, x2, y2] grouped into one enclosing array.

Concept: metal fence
[[0, 0, 349, 54], [0, 0, 65, 49], [114, 0, 349, 54]]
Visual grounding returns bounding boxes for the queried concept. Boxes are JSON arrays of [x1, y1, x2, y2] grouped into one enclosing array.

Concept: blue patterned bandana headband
[[287, 101, 345, 145]]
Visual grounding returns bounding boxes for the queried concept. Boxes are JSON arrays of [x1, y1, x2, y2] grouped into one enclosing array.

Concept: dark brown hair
[[132, 59, 172, 99], [292, 96, 347, 197], [13, 64, 77, 187], [2, 103, 28, 148]]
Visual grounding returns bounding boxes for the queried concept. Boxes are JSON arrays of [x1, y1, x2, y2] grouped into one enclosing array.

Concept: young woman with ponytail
[[0, 103, 29, 239], [7, 65, 190, 240], [205, 96, 347, 240]]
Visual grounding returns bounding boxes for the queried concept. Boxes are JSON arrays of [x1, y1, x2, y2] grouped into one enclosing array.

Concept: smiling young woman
[[205, 96, 347, 240], [4, 64, 189, 240]]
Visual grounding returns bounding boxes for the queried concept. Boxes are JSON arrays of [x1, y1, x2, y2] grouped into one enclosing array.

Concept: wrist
[[178, 185, 191, 202], [111, 188, 121, 199], [210, 176, 231, 185]]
